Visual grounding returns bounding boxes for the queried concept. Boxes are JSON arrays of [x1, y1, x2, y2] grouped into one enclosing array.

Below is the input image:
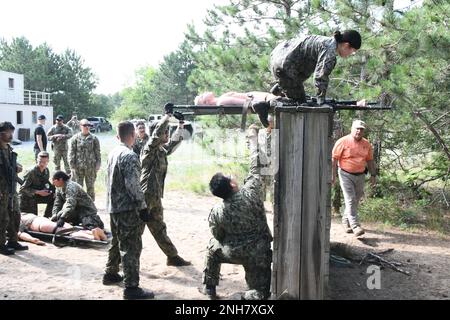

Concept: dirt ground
[[0, 190, 449, 300]]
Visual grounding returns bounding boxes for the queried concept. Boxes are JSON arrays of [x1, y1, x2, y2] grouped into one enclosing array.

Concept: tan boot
[[353, 226, 365, 237]]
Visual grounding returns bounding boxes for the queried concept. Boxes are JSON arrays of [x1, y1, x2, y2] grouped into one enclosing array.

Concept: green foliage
[[0, 37, 115, 119]]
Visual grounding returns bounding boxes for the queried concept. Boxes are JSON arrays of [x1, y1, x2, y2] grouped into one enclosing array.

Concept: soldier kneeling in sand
[[50, 171, 104, 231]]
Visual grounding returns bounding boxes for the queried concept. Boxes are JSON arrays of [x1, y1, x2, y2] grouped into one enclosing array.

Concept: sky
[[1, 0, 422, 95], [0, 0, 228, 94]]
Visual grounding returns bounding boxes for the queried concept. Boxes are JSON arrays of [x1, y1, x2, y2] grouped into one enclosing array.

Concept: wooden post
[[272, 106, 333, 300]]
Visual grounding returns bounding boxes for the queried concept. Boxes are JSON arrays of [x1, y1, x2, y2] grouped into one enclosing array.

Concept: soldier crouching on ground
[[139, 103, 191, 267], [103, 121, 154, 300], [50, 171, 104, 230], [69, 119, 101, 201], [0, 121, 28, 255], [19, 151, 55, 218], [201, 124, 273, 300]]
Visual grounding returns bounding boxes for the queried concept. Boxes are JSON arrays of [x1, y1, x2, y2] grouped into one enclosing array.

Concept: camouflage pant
[[203, 237, 272, 298], [53, 149, 71, 174], [143, 195, 178, 258], [73, 167, 97, 201], [66, 212, 104, 230], [19, 194, 54, 218], [270, 56, 307, 101], [0, 194, 20, 245], [105, 210, 145, 288]]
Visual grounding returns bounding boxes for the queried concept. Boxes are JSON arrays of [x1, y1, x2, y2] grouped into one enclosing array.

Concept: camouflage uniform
[[140, 118, 183, 258], [105, 143, 147, 288], [52, 180, 104, 230], [47, 124, 72, 173], [66, 118, 80, 134], [203, 134, 273, 299], [68, 132, 101, 201], [0, 145, 20, 245], [19, 165, 55, 218], [270, 35, 337, 101], [133, 133, 149, 157]]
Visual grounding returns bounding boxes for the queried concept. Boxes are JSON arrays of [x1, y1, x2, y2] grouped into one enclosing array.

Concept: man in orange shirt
[[331, 120, 377, 236]]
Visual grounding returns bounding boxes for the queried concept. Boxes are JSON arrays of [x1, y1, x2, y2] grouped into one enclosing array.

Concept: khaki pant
[[338, 168, 366, 228]]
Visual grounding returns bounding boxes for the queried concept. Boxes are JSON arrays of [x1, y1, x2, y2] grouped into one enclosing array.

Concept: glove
[[164, 103, 174, 115], [173, 111, 184, 121], [139, 208, 152, 222], [50, 215, 58, 222], [56, 217, 65, 228]]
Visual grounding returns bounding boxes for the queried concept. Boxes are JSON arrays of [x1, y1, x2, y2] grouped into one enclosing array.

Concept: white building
[[0, 70, 53, 140]]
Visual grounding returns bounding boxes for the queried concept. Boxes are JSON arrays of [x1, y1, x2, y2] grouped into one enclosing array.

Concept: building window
[[17, 111, 23, 124], [32, 111, 37, 124], [8, 78, 14, 89]]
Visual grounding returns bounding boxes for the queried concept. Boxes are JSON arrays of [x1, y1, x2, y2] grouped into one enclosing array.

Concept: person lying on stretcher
[[194, 91, 279, 128], [18, 213, 107, 245], [194, 91, 368, 128]]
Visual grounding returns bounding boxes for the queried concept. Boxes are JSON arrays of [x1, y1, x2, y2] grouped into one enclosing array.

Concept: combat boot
[[0, 245, 15, 255], [199, 285, 217, 299], [252, 101, 270, 128], [102, 273, 123, 285], [167, 255, 192, 267], [123, 287, 155, 300], [6, 241, 28, 251], [342, 219, 353, 233], [352, 226, 365, 237]]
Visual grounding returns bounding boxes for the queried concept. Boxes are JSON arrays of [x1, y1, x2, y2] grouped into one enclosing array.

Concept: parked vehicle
[[87, 117, 112, 133]]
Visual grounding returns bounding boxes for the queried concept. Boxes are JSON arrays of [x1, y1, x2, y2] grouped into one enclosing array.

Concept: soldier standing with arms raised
[[47, 115, 72, 174], [103, 121, 154, 300], [69, 119, 101, 201], [140, 104, 191, 267], [0, 122, 28, 255]]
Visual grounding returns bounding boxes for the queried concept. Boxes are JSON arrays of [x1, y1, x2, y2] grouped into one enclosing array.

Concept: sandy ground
[[1, 190, 449, 300]]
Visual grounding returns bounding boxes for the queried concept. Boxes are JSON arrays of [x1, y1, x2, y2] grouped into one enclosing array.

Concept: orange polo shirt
[[332, 134, 373, 174]]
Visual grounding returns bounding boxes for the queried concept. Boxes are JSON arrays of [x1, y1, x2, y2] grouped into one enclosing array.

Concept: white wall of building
[[0, 71, 24, 104], [0, 103, 53, 140]]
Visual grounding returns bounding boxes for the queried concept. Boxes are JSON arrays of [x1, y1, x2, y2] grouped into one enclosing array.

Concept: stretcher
[[25, 226, 110, 248]]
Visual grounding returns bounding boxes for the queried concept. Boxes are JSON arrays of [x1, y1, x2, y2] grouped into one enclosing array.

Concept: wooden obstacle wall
[[272, 106, 333, 300]]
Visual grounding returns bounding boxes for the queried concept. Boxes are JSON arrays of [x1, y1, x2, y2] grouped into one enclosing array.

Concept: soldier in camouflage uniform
[[68, 119, 101, 201], [47, 115, 73, 174], [50, 171, 104, 230], [66, 115, 81, 135], [140, 104, 191, 267], [103, 121, 154, 300], [0, 122, 28, 255], [269, 30, 362, 102], [132, 121, 149, 157], [201, 125, 273, 300], [19, 151, 55, 218]]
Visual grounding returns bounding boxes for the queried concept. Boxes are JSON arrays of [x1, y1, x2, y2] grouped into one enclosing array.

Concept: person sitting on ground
[[201, 124, 273, 300], [19, 151, 55, 218], [18, 212, 107, 245], [50, 171, 104, 230]]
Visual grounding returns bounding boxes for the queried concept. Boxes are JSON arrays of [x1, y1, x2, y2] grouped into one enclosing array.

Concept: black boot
[[252, 101, 270, 128], [7, 241, 28, 251], [199, 285, 217, 299], [123, 287, 155, 300], [167, 255, 192, 267], [102, 273, 123, 285], [0, 245, 15, 256]]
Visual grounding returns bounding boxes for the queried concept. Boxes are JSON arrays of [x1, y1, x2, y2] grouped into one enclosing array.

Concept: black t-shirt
[[34, 125, 47, 150]]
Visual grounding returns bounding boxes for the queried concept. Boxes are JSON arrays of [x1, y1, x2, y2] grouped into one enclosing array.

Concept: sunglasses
[[81, 124, 91, 127]]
